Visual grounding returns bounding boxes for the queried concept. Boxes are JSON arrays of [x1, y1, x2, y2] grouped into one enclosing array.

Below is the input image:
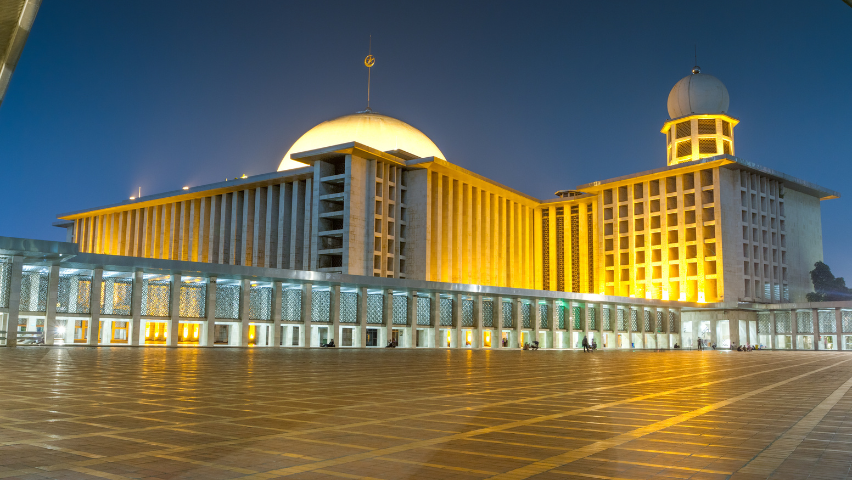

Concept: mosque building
[[54, 67, 836, 304], [1, 65, 848, 351]]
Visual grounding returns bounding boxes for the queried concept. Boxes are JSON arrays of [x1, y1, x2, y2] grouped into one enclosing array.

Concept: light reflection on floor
[[0, 347, 850, 479]]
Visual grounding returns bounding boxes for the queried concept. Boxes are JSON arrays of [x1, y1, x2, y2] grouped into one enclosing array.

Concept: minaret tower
[[662, 66, 738, 165]]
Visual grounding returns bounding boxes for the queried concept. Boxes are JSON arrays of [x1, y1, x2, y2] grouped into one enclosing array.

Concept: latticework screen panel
[[0, 258, 12, 308], [20, 270, 49, 313], [556, 215, 565, 291], [697, 119, 716, 134], [482, 300, 493, 327], [312, 290, 330, 323], [542, 215, 550, 290], [573, 306, 582, 330], [699, 138, 717, 154], [587, 210, 594, 292], [502, 301, 513, 328], [340, 292, 357, 323], [141, 279, 170, 316], [797, 311, 813, 333], [282, 288, 302, 322], [757, 313, 771, 335], [417, 296, 431, 325], [644, 310, 652, 332], [557, 304, 565, 329], [440, 298, 453, 326], [631, 309, 639, 331], [101, 277, 133, 316], [178, 281, 206, 318], [215, 284, 240, 319], [818, 311, 836, 333], [775, 311, 791, 333], [617, 309, 627, 331], [367, 294, 383, 324], [602, 307, 611, 331], [668, 310, 678, 333], [462, 299, 474, 327], [587, 306, 596, 330], [571, 214, 580, 293], [656, 311, 664, 332], [522, 303, 531, 328], [249, 285, 273, 320], [393, 295, 408, 325], [843, 311, 852, 333], [539, 304, 548, 329], [57, 274, 92, 314]]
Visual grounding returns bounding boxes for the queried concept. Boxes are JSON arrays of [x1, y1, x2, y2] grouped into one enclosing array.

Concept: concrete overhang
[[0, 236, 77, 261], [574, 154, 840, 201], [291, 141, 409, 167]]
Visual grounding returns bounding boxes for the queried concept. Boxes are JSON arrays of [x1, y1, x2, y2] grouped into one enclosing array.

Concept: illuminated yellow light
[[129, 196, 136, 200], [183, 326, 188, 337], [240, 174, 247, 179], [182, 186, 189, 190]]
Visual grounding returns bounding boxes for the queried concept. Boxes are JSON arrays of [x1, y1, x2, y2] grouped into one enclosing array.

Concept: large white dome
[[279, 112, 445, 171], [667, 69, 730, 119]]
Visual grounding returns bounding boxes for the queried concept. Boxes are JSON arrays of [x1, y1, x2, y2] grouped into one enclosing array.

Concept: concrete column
[[473, 294, 483, 348], [453, 293, 462, 348], [494, 297, 504, 348], [44, 265, 60, 345], [567, 301, 575, 348], [301, 283, 313, 347], [709, 318, 717, 348], [130, 271, 143, 346], [769, 310, 777, 349], [431, 293, 441, 348], [549, 299, 557, 349], [596, 303, 604, 346], [532, 301, 540, 347], [357, 286, 367, 348], [167, 274, 182, 346], [582, 303, 590, 348], [4, 256, 24, 347], [513, 299, 521, 348], [383, 289, 393, 347], [812, 308, 820, 350], [87, 268, 103, 346], [204, 276, 217, 346], [330, 285, 340, 344], [636, 306, 646, 348], [407, 291, 416, 348], [836, 308, 844, 351], [791, 309, 798, 350], [626, 306, 633, 349]]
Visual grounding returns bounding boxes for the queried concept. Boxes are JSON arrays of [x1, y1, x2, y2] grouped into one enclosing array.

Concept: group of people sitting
[[733, 343, 761, 351], [696, 338, 716, 350], [581, 337, 597, 352], [522, 340, 540, 350]]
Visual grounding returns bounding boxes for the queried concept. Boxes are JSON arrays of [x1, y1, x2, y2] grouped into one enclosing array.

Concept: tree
[[806, 262, 852, 302]]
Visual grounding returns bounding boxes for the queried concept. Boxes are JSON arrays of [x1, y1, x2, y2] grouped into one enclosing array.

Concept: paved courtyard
[[0, 348, 851, 480]]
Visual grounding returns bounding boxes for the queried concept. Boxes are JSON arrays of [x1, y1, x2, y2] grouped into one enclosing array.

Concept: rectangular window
[[676, 121, 691, 138]]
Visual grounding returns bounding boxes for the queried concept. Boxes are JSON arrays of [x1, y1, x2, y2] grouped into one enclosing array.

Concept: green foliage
[[807, 262, 852, 302]]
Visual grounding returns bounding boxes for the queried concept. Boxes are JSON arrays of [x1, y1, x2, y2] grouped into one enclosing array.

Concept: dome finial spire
[[364, 35, 375, 113], [692, 45, 700, 74]]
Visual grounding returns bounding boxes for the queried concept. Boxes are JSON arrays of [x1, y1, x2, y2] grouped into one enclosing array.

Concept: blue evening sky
[[1, 1, 850, 278]]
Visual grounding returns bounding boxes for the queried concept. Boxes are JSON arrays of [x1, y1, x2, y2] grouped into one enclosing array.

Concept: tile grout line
[[735, 373, 852, 478]]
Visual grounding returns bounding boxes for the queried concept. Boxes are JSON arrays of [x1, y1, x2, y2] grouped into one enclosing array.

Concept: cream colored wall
[[404, 163, 537, 288], [782, 188, 823, 302], [72, 177, 314, 270]]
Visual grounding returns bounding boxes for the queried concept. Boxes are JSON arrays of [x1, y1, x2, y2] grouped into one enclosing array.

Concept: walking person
[[582, 336, 589, 352], [697, 337, 703, 351]]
